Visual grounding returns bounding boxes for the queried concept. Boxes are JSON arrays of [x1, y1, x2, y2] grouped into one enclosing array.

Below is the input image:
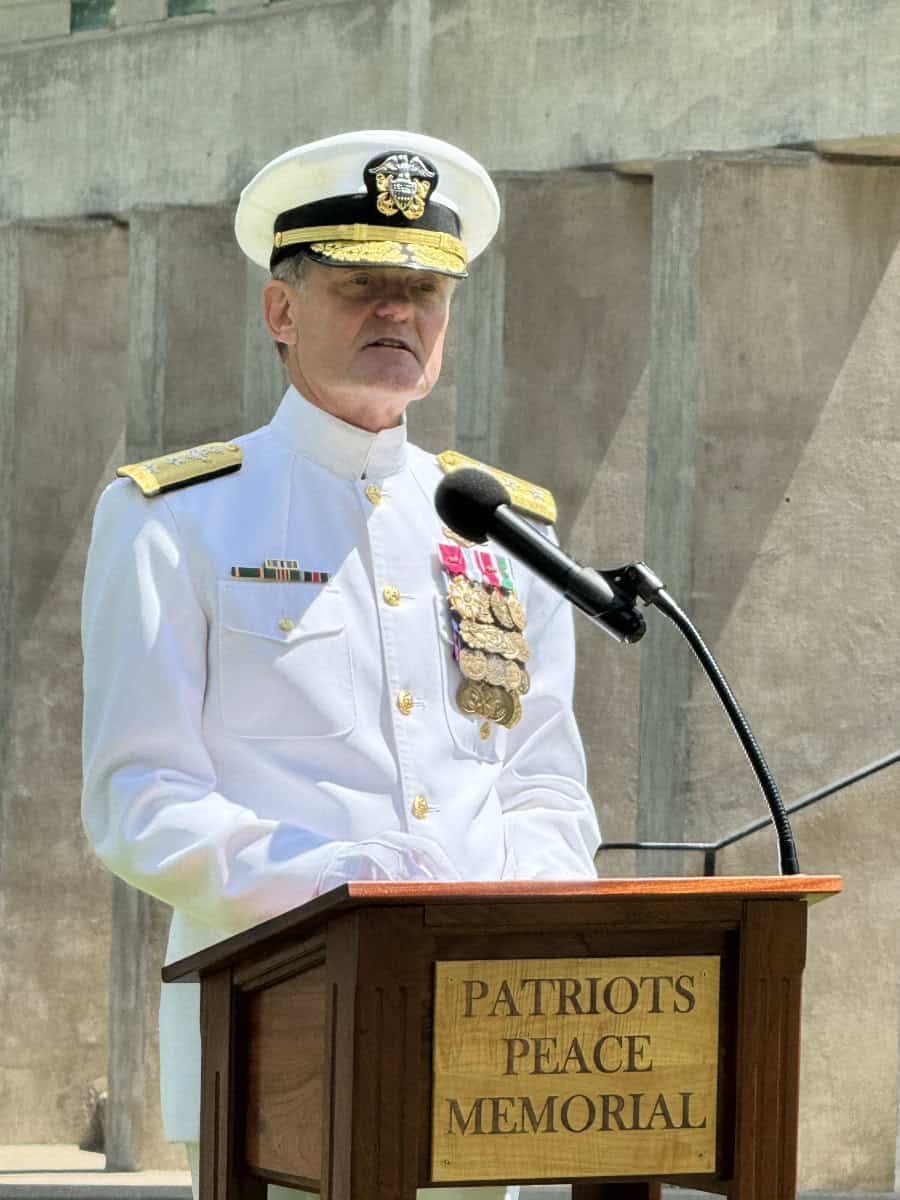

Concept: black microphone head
[[434, 467, 511, 544]]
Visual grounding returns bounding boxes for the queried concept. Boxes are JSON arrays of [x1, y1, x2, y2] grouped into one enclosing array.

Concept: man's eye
[[349, 274, 371, 287]]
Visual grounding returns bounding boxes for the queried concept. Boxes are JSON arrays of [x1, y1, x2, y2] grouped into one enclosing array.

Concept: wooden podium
[[163, 876, 841, 1200]]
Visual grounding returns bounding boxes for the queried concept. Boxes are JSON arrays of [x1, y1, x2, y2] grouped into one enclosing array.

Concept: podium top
[[163, 874, 841, 983]]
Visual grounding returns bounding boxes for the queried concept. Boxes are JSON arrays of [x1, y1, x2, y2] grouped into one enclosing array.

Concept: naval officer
[[81, 131, 600, 1200]]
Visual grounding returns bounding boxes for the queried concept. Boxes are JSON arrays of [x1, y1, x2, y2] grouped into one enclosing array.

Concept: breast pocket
[[217, 581, 356, 740], [433, 596, 508, 764]]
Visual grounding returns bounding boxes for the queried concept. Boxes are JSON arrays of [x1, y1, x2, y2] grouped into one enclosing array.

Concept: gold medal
[[507, 592, 528, 631], [504, 694, 523, 729], [485, 654, 507, 686], [448, 575, 487, 622], [490, 588, 515, 629], [503, 660, 523, 692], [481, 684, 515, 726], [459, 647, 488, 681], [457, 679, 485, 716], [511, 632, 531, 662]]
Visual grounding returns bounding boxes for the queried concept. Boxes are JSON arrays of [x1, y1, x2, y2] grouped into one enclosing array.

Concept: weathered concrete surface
[[0, 222, 127, 1143], [500, 171, 652, 865], [115, 0, 167, 26], [0, 1, 68, 44], [7, 2, 900, 220], [654, 153, 900, 1190]]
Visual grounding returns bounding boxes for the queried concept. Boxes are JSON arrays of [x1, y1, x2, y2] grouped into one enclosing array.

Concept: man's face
[[267, 260, 457, 432]]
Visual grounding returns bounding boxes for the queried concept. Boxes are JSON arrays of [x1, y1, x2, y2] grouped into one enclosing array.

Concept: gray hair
[[270, 253, 309, 361]]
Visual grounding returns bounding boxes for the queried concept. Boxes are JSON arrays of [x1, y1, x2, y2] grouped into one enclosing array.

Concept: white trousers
[[186, 1144, 519, 1200]]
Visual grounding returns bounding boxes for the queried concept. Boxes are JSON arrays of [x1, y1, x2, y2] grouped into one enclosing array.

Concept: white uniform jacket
[[81, 386, 600, 1142]]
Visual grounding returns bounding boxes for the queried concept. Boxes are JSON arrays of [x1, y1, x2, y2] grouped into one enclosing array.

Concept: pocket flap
[[219, 580, 344, 644]]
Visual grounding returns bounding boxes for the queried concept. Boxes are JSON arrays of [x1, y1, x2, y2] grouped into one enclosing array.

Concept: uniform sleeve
[[81, 482, 454, 937], [495, 574, 600, 881]]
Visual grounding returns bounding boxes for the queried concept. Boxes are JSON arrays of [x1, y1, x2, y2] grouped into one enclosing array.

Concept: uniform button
[[278, 617, 295, 632], [411, 794, 430, 820], [479, 721, 492, 741], [382, 584, 401, 607], [365, 484, 383, 505], [397, 690, 415, 716]]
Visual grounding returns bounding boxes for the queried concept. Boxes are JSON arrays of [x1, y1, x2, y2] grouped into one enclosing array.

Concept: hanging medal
[[437, 542, 532, 730]]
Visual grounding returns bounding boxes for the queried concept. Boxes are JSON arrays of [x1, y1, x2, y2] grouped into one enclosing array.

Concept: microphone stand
[[599, 561, 801, 876]]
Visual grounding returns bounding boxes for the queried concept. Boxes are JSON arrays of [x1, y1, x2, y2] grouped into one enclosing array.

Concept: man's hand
[[316, 831, 461, 892]]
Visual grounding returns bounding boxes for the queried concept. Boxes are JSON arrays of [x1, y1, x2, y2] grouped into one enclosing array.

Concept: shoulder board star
[[436, 450, 557, 525], [117, 442, 243, 497]]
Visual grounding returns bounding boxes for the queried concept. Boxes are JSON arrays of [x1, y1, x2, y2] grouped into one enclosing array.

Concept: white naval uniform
[[81, 386, 600, 1197]]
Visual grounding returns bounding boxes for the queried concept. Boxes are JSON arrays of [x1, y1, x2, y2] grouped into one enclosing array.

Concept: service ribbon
[[474, 549, 502, 589], [439, 543, 468, 577]]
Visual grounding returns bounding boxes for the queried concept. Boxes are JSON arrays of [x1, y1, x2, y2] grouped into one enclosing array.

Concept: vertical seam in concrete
[[637, 157, 703, 857], [0, 224, 21, 893], [456, 178, 506, 463], [127, 209, 166, 461], [406, 0, 430, 132]]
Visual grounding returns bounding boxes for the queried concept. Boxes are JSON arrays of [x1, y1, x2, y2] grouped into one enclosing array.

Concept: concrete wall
[[2, 0, 900, 1191], [6, 0, 900, 223], [648, 152, 900, 1191], [0, 221, 127, 1143]]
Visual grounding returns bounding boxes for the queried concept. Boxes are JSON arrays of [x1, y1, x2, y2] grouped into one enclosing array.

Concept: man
[[82, 131, 600, 1200]]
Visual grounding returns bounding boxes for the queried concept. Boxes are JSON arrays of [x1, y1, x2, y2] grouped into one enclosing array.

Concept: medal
[[490, 587, 515, 629], [484, 654, 507, 686], [439, 538, 533, 731], [457, 679, 485, 716], [505, 694, 523, 729], [507, 592, 528, 631], [459, 647, 488, 681]]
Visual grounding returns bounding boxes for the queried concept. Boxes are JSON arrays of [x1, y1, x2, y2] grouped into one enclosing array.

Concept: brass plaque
[[431, 956, 719, 1182]]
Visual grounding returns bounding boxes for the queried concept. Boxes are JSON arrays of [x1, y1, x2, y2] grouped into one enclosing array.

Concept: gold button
[[382, 585, 401, 607], [278, 617, 295, 632], [397, 690, 415, 716], [365, 484, 383, 505], [479, 721, 492, 741], [412, 794, 429, 820]]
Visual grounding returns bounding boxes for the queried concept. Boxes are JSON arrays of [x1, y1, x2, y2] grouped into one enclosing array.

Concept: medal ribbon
[[495, 555, 515, 592], [474, 549, 502, 589], [439, 543, 468, 577]]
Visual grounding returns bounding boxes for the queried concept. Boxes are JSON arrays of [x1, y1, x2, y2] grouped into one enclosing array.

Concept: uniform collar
[[269, 385, 409, 480]]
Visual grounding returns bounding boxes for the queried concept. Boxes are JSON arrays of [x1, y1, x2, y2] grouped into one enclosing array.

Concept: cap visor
[[303, 238, 468, 278]]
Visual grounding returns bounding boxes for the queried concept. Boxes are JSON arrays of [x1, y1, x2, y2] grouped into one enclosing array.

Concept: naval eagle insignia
[[365, 152, 437, 221]]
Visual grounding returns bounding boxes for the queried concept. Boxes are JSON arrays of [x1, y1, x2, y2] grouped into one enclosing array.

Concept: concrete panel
[[499, 170, 652, 864], [128, 206, 250, 459], [0, 1, 69, 43], [0, 220, 127, 1143], [115, 0, 167, 25], [650, 153, 900, 1190], [6, 2, 900, 219], [426, 0, 900, 170], [0, 2, 411, 221]]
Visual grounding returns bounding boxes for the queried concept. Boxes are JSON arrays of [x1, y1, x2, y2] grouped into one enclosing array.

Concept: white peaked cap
[[235, 129, 500, 277]]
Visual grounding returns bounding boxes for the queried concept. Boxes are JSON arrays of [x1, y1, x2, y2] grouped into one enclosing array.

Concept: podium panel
[[431, 955, 720, 1180], [163, 877, 841, 1200]]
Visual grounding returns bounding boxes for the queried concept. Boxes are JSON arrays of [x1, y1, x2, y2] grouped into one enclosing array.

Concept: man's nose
[[372, 288, 414, 318]]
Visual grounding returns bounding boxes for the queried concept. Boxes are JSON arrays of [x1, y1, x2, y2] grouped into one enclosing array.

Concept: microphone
[[435, 468, 646, 644]]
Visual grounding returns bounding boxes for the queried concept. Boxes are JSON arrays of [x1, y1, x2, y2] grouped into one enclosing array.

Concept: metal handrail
[[596, 747, 900, 875]]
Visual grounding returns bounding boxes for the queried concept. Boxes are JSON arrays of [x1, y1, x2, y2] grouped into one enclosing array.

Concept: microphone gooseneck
[[434, 470, 801, 877]]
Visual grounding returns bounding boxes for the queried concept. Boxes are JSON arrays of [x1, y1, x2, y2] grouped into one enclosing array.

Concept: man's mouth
[[366, 337, 416, 356]]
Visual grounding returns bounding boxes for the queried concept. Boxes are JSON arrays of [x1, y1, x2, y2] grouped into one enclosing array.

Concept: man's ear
[[262, 279, 298, 347]]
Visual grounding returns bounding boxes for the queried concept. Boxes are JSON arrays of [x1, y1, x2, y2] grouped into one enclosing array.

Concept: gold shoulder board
[[437, 450, 557, 525], [117, 442, 243, 497]]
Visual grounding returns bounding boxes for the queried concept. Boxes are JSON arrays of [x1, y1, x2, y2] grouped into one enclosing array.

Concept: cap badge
[[366, 152, 437, 221]]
